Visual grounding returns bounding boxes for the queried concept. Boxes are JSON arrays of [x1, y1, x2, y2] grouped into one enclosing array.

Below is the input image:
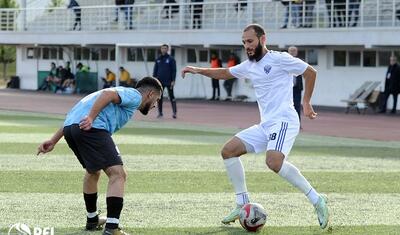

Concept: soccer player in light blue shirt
[[37, 77, 162, 235]]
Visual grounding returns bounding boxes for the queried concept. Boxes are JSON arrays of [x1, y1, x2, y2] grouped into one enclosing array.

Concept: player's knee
[[121, 169, 127, 182], [91, 171, 101, 180], [86, 170, 100, 181], [266, 157, 281, 173], [108, 166, 127, 183], [115, 169, 127, 183], [221, 145, 234, 159]]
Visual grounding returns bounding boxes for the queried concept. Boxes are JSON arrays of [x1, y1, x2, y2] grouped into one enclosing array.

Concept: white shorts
[[235, 121, 299, 157]]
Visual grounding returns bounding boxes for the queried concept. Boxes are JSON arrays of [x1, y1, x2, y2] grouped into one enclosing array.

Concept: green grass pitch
[[0, 111, 399, 234]]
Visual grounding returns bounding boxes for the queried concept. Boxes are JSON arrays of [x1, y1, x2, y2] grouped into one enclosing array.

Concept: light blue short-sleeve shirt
[[64, 87, 142, 134]]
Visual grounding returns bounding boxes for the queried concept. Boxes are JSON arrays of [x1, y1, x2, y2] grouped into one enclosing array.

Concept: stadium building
[[1, 0, 399, 109]]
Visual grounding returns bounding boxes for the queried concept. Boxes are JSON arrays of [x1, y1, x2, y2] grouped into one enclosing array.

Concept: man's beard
[[139, 103, 151, 115], [247, 41, 263, 61]]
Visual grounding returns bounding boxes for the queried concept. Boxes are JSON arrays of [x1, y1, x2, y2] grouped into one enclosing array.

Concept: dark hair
[[161, 44, 169, 48], [119, 66, 124, 70], [136, 76, 163, 93], [243, 24, 265, 37]]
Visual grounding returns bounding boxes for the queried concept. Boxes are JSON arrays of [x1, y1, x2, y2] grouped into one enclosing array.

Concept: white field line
[[2, 132, 400, 149]]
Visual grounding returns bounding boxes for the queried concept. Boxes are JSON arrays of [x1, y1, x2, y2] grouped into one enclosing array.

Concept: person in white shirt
[[181, 24, 329, 229]]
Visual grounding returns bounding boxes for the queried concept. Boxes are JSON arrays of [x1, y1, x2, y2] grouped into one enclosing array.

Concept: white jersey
[[229, 50, 308, 125]]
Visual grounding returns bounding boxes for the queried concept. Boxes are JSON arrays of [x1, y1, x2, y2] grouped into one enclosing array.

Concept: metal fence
[[0, 0, 399, 32]]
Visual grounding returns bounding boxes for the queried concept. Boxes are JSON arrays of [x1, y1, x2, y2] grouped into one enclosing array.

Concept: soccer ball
[[239, 203, 267, 232]]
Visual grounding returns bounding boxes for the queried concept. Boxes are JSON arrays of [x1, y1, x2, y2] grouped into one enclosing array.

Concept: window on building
[[58, 48, 63, 60], [28, 48, 41, 59], [27, 48, 35, 59], [42, 48, 50, 60], [221, 49, 231, 63], [307, 49, 318, 65], [74, 48, 82, 60], [36, 48, 41, 59], [137, 48, 144, 61], [334, 50, 346, 66], [298, 50, 306, 61], [110, 48, 115, 61], [170, 48, 175, 58], [378, 51, 391, 66], [82, 48, 90, 60], [91, 49, 99, 61], [187, 48, 197, 63], [100, 48, 108, 60], [199, 50, 208, 62], [363, 51, 376, 67], [394, 51, 400, 60], [127, 48, 136, 61], [210, 49, 219, 61], [348, 51, 361, 66], [50, 48, 58, 60], [147, 48, 157, 61], [50, 48, 57, 60]]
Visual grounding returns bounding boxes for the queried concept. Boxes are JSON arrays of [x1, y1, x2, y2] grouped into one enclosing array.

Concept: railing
[[0, 0, 399, 32]]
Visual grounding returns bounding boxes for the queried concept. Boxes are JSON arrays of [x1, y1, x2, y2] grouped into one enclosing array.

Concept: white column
[[115, 44, 120, 87]]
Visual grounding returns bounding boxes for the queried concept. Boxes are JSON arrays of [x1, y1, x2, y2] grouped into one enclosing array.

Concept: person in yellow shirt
[[119, 67, 131, 87], [102, 68, 116, 88]]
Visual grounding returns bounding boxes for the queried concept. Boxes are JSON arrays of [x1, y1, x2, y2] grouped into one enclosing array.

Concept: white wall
[[314, 49, 387, 107], [16, 46, 393, 108]]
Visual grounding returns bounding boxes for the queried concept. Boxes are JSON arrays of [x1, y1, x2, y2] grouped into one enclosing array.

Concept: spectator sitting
[[54, 65, 67, 93], [59, 62, 75, 92], [38, 62, 60, 91], [119, 66, 132, 87], [102, 68, 116, 88], [76, 62, 90, 73]]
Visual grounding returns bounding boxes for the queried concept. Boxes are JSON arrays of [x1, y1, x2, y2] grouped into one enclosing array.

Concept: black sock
[[84, 192, 98, 223], [106, 197, 123, 229]]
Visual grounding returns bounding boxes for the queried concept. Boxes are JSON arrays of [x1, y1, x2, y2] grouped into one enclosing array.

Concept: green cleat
[[314, 194, 330, 229], [221, 204, 242, 224]]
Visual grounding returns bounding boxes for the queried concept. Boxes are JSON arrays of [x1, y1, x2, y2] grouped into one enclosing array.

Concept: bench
[[341, 81, 381, 114]]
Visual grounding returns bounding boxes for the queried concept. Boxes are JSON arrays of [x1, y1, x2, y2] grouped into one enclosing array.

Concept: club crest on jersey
[[264, 65, 272, 74]]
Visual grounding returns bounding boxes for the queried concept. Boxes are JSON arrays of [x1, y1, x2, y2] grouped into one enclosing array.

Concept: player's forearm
[[88, 90, 118, 120], [302, 67, 317, 104], [196, 67, 231, 80], [50, 127, 64, 144]]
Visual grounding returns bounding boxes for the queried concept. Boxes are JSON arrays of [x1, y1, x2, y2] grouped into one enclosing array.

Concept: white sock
[[278, 161, 320, 205], [224, 157, 249, 205], [106, 218, 119, 224], [87, 212, 98, 218], [236, 192, 250, 205], [306, 188, 320, 205]]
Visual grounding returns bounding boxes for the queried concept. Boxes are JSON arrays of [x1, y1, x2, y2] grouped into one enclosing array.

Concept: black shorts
[[63, 124, 123, 173]]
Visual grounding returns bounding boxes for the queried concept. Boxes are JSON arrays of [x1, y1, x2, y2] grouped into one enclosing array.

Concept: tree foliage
[[0, 0, 18, 8]]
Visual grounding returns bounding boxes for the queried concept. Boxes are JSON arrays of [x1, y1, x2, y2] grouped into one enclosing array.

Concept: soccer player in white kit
[[181, 24, 329, 229]]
